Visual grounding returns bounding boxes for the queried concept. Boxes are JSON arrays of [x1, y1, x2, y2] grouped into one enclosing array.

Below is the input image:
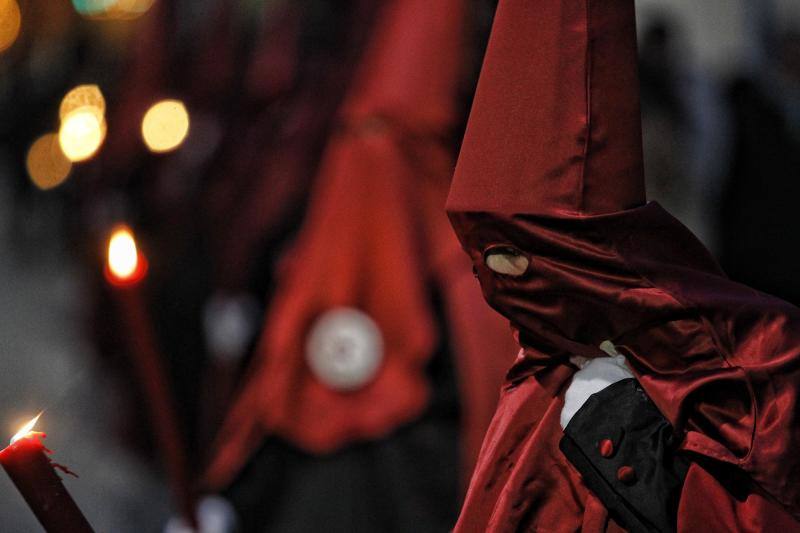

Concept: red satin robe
[[449, 204, 800, 532], [445, 0, 800, 528]]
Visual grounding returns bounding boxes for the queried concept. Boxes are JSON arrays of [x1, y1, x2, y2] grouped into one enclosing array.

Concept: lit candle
[[0, 414, 94, 532], [104, 226, 196, 525]]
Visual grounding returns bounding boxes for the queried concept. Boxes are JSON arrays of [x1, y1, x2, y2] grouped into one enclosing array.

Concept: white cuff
[[560, 342, 634, 430]]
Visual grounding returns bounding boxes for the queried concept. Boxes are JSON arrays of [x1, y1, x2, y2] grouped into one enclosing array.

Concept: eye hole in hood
[[483, 245, 530, 277]]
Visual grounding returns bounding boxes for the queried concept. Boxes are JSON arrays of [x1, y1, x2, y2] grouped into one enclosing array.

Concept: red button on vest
[[598, 439, 614, 458], [617, 466, 636, 484]]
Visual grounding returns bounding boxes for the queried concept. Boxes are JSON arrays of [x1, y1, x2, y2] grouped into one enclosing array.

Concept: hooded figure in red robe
[[202, 1, 515, 530], [447, 0, 800, 531]]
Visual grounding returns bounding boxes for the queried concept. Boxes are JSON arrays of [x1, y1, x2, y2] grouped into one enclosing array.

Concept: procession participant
[[204, 1, 515, 529], [446, 0, 800, 530]]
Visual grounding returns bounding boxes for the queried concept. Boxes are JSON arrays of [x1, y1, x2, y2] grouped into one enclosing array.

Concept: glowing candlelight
[[105, 226, 148, 286], [10, 413, 42, 445], [103, 225, 196, 524], [0, 414, 94, 532], [108, 228, 138, 279]]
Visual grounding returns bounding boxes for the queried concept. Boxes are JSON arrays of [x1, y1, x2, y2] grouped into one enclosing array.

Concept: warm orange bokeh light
[[26, 133, 73, 190], [107, 227, 139, 280], [59, 108, 107, 162], [58, 85, 107, 162], [141, 99, 190, 153], [0, 0, 21, 54], [59, 84, 105, 122], [107, 0, 155, 18], [72, 0, 155, 19], [10, 412, 41, 445]]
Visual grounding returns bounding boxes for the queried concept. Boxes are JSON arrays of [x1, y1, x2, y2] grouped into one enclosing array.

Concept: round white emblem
[[306, 307, 384, 391]]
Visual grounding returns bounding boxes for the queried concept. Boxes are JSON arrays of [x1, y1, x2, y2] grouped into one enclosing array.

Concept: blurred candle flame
[[10, 413, 42, 445], [107, 227, 139, 281], [141, 99, 190, 153]]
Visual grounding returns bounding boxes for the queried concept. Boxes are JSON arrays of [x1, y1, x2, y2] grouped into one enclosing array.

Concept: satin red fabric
[[447, 0, 645, 218], [205, 0, 516, 489], [202, 3, 370, 291], [447, 0, 800, 530], [210, 126, 438, 458], [450, 204, 800, 531]]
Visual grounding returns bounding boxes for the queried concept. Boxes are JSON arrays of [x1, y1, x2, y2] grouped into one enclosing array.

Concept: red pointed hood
[[340, 0, 463, 134], [447, 0, 645, 217]]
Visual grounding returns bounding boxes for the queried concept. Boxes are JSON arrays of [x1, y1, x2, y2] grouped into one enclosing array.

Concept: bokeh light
[[59, 108, 107, 162], [72, 0, 154, 19], [141, 99, 190, 153], [59, 84, 106, 122], [0, 0, 21, 53], [26, 134, 73, 190], [107, 227, 139, 280], [57, 84, 107, 162], [71, 0, 117, 17], [107, 0, 155, 18]]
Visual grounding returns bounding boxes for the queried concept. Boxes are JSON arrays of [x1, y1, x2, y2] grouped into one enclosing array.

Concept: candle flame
[[11, 413, 42, 444], [108, 227, 139, 280]]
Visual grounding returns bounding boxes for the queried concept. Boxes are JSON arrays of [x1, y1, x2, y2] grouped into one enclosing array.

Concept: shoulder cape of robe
[[449, 202, 800, 531]]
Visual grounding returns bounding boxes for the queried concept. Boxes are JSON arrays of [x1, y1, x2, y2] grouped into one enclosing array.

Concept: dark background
[[0, 0, 798, 531]]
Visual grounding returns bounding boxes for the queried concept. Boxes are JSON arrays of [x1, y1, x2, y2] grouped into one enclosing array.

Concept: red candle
[[0, 415, 94, 532], [104, 226, 196, 525]]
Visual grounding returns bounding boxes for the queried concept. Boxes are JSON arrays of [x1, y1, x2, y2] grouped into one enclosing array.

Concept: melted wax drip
[[25, 431, 80, 478]]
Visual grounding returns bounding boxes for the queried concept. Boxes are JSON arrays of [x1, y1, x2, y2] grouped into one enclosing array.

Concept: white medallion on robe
[[306, 307, 384, 391]]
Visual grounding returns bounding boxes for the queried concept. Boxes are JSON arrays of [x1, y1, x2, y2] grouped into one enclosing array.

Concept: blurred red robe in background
[[80, 0, 515, 530], [205, 0, 516, 508]]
